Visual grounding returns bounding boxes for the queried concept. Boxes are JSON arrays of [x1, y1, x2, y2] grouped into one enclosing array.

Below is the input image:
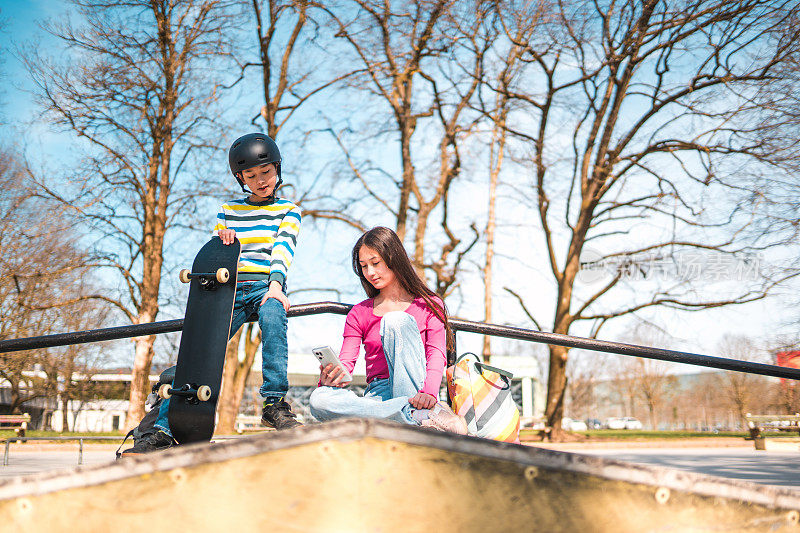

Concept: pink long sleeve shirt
[[339, 297, 447, 397]]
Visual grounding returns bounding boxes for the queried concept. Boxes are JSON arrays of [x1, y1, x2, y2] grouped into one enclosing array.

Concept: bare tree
[[311, 0, 485, 295], [745, 15, 800, 327], [234, 0, 361, 137], [711, 335, 767, 428], [626, 324, 677, 429], [38, 299, 111, 432], [24, 0, 236, 429], [565, 351, 609, 420], [485, 0, 800, 438], [0, 150, 113, 414], [480, 4, 545, 361], [607, 358, 638, 418]]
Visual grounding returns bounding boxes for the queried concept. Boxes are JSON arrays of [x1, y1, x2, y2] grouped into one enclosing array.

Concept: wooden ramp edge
[[0, 418, 798, 532]]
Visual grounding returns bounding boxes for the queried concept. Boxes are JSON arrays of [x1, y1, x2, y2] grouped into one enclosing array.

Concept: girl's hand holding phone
[[320, 364, 349, 388]]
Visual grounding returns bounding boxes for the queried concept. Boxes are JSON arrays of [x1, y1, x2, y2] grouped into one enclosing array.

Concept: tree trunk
[[127, 331, 156, 430], [216, 323, 261, 434], [544, 344, 569, 439], [127, 297, 161, 430], [482, 107, 507, 363], [9, 381, 23, 414], [60, 356, 75, 433], [412, 205, 430, 278], [61, 395, 70, 432], [395, 110, 415, 241], [216, 328, 244, 434]]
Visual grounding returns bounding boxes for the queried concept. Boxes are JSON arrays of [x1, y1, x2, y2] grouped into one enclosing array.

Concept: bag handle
[[454, 351, 480, 364], [475, 361, 514, 379], [454, 352, 514, 379]]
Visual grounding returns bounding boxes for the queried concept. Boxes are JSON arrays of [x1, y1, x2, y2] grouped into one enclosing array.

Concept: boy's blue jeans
[[308, 311, 426, 426], [154, 280, 288, 437]]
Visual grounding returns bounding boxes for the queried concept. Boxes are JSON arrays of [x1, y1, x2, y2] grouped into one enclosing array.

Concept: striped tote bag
[[446, 352, 520, 443]]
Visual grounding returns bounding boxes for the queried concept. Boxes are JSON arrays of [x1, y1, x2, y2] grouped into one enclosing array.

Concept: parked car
[[605, 417, 627, 430], [562, 417, 588, 432], [585, 418, 603, 429], [605, 417, 644, 430], [623, 417, 643, 430]]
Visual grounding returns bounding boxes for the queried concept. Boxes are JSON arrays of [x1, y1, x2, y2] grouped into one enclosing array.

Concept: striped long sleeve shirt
[[212, 197, 302, 286]]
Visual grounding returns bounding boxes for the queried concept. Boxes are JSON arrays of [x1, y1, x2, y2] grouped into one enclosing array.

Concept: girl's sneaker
[[420, 401, 468, 435]]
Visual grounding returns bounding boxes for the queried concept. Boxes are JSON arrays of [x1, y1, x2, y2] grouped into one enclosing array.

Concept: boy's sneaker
[[420, 401, 468, 435], [119, 430, 175, 456], [261, 398, 302, 430]]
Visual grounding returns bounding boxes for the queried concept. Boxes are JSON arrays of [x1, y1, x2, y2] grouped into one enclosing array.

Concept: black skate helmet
[[228, 133, 282, 194]]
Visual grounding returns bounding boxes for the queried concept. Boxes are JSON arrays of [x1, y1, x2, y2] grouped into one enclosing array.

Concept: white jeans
[[309, 311, 427, 425]]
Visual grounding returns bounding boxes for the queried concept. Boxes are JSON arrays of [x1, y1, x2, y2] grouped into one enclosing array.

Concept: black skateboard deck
[[165, 236, 240, 444]]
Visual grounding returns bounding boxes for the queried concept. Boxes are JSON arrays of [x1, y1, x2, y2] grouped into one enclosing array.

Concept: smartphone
[[312, 346, 352, 383]]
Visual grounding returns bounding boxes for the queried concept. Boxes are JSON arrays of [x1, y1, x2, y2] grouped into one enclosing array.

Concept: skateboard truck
[[179, 268, 230, 290], [158, 383, 212, 403]]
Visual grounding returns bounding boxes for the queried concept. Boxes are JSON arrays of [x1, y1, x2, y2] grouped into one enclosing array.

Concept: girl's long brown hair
[[352, 227, 454, 351]]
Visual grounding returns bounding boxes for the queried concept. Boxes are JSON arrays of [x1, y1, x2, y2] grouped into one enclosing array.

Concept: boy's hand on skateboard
[[262, 281, 290, 311], [409, 392, 437, 409], [319, 364, 348, 388], [219, 229, 236, 245]]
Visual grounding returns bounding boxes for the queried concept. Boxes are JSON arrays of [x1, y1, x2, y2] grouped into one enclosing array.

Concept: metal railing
[[0, 301, 798, 381], [0, 436, 121, 466]]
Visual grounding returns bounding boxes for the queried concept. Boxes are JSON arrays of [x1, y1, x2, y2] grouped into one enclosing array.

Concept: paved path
[[0, 447, 116, 477], [576, 447, 800, 490]]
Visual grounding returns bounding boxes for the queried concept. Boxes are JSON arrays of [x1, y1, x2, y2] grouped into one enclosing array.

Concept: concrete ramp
[[0, 419, 798, 532]]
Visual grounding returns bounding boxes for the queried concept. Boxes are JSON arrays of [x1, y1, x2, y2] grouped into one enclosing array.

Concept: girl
[[309, 227, 467, 433]]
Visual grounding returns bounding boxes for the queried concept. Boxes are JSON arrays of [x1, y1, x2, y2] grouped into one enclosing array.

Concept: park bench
[[235, 415, 266, 434], [0, 414, 31, 437], [745, 413, 800, 450]]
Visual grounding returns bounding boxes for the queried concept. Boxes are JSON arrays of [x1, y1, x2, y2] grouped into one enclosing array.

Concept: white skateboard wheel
[[197, 385, 212, 402], [158, 383, 172, 399], [216, 268, 229, 283], [179, 269, 191, 283]]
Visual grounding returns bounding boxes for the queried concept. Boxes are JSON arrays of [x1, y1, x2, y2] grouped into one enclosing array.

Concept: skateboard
[[159, 236, 240, 443]]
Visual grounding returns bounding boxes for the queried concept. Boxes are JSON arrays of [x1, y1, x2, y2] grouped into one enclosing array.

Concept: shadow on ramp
[[0, 418, 798, 532]]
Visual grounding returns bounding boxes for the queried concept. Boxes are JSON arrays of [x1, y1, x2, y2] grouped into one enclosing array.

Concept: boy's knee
[[260, 296, 284, 311], [259, 298, 286, 326]]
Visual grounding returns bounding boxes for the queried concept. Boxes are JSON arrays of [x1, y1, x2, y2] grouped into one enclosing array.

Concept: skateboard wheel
[[197, 385, 212, 402], [158, 383, 172, 399], [216, 268, 229, 283], [179, 269, 191, 283]]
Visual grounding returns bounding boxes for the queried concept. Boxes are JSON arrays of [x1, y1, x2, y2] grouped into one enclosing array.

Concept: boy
[[121, 133, 303, 454]]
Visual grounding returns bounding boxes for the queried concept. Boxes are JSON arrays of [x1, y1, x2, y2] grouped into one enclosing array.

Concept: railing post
[[3, 440, 9, 466], [78, 439, 83, 465]]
